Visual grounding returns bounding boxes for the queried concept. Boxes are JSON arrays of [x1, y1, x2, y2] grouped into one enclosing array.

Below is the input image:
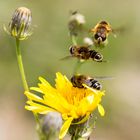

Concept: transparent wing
[[94, 76, 115, 80], [60, 55, 73, 60]]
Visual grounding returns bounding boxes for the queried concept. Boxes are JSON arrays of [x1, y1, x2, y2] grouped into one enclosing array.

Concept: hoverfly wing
[[112, 26, 126, 37], [94, 60, 109, 63], [32, 24, 38, 28], [60, 55, 73, 60], [94, 76, 115, 80], [101, 60, 109, 63]]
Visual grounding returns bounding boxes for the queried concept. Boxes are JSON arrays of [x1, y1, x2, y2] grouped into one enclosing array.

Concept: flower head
[[25, 72, 105, 139], [69, 11, 85, 25], [4, 7, 32, 40], [68, 11, 86, 36]]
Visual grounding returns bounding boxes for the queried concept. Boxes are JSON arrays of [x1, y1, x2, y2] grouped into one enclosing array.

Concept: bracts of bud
[[68, 115, 97, 140], [6, 7, 32, 40]]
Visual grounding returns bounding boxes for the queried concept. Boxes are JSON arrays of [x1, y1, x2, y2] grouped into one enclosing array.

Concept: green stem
[[71, 35, 77, 45], [15, 38, 45, 140], [71, 134, 89, 140], [73, 60, 85, 75], [16, 39, 29, 91], [71, 128, 80, 140]]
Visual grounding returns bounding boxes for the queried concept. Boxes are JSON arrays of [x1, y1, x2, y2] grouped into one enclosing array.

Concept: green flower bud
[[4, 7, 32, 40], [69, 115, 97, 140]]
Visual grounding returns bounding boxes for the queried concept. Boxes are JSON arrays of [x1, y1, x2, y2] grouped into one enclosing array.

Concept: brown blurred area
[[0, 0, 140, 140]]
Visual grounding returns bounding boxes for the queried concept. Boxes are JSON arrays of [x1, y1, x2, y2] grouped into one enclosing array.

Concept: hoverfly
[[90, 21, 113, 47], [71, 74, 102, 90], [67, 45, 104, 62]]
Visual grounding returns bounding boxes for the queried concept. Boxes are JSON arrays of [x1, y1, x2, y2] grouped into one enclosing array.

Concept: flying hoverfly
[[90, 21, 113, 47], [62, 45, 104, 62]]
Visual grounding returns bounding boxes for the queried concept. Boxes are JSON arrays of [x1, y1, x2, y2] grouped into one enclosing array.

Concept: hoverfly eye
[[69, 46, 75, 54], [94, 34, 99, 39], [71, 76, 74, 83], [71, 76, 76, 87]]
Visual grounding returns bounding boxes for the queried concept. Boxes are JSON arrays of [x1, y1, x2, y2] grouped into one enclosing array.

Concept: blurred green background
[[0, 0, 140, 140]]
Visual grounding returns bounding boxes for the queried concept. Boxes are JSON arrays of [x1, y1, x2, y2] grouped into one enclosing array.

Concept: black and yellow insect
[[71, 74, 102, 90], [69, 45, 103, 62], [90, 21, 112, 47]]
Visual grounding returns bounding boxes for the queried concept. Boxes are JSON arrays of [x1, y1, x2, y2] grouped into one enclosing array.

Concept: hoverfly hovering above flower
[[71, 74, 102, 90], [90, 21, 113, 48], [62, 45, 104, 62]]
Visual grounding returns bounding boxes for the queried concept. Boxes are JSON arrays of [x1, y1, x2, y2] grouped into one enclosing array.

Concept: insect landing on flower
[[71, 74, 102, 90]]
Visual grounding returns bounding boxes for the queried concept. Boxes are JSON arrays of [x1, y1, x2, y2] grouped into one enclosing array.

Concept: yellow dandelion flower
[[24, 72, 105, 139]]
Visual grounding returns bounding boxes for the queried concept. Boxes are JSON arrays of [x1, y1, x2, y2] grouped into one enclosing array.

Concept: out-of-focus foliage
[[0, 0, 140, 140]]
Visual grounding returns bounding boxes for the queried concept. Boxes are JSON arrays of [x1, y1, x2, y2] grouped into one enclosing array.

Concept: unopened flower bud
[[41, 112, 62, 140], [68, 11, 86, 36], [6, 7, 32, 40], [69, 115, 97, 139]]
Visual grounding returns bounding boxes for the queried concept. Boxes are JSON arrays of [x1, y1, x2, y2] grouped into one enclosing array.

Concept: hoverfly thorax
[[71, 75, 86, 88]]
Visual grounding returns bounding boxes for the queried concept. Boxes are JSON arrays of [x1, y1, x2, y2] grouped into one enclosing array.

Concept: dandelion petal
[[98, 104, 105, 116]]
